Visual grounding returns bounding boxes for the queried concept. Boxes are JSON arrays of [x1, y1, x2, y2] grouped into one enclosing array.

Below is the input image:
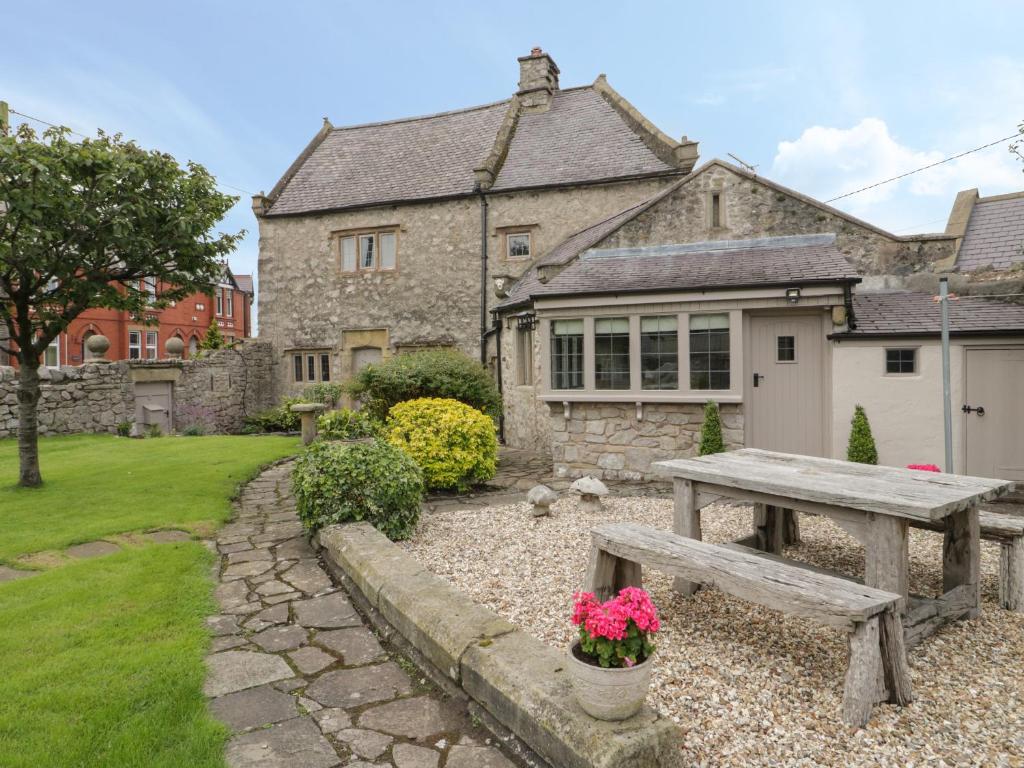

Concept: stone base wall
[[550, 401, 744, 480], [0, 341, 275, 438]]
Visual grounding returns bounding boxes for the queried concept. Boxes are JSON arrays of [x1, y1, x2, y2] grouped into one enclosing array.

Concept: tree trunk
[[17, 362, 43, 487]]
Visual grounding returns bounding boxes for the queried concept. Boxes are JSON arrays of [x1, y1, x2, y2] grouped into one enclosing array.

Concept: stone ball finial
[[85, 334, 110, 361], [165, 336, 185, 358], [527, 484, 558, 517], [570, 476, 609, 513]]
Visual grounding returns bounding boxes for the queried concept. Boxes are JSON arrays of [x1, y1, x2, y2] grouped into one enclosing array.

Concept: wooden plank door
[[747, 314, 827, 456], [964, 348, 1024, 481]]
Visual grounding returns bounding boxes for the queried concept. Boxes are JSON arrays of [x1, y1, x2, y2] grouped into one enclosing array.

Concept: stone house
[[254, 48, 698, 400]]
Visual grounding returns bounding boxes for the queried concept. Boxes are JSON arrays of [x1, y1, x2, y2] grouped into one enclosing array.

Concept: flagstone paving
[[205, 462, 520, 768]]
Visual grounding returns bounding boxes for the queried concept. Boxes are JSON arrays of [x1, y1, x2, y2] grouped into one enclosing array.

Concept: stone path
[[205, 461, 520, 768]]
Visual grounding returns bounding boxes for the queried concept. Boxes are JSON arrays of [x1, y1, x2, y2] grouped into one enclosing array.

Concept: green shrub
[[145, 423, 163, 438], [292, 439, 423, 540], [180, 424, 206, 436], [243, 397, 306, 433], [386, 397, 498, 491], [847, 404, 878, 464], [346, 349, 501, 422], [116, 421, 133, 437], [698, 401, 725, 456], [198, 318, 225, 351], [317, 408, 380, 441], [304, 382, 344, 408]]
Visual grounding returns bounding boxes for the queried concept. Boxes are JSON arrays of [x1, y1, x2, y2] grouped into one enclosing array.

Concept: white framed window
[[128, 330, 142, 360], [379, 232, 397, 270], [215, 291, 223, 316], [506, 232, 532, 260], [44, 337, 60, 368], [145, 331, 158, 360], [337, 229, 399, 273], [225, 290, 233, 318], [196, 302, 205, 311], [142, 277, 157, 304]]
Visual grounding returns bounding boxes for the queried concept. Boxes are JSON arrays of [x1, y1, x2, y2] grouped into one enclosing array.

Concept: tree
[[0, 125, 240, 487], [199, 318, 225, 351], [846, 404, 879, 465], [698, 401, 725, 456]]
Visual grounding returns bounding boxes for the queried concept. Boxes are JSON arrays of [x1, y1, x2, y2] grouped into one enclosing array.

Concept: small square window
[[777, 335, 795, 362], [886, 348, 916, 374], [507, 232, 531, 260]]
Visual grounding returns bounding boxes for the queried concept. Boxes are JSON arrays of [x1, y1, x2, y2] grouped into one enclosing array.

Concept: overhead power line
[[825, 132, 1021, 203], [7, 106, 257, 197]]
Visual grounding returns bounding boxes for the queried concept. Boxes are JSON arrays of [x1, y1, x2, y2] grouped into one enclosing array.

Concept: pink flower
[[907, 464, 941, 472], [571, 587, 661, 641]]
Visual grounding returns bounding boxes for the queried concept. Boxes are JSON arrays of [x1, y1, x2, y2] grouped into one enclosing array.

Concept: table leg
[[752, 505, 797, 554], [943, 505, 981, 618], [864, 513, 909, 611], [672, 478, 701, 596]]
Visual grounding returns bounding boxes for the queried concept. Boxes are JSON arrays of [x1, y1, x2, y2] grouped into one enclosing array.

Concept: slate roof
[[234, 274, 254, 294], [956, 193, 1024, 272], [525, 234, 859, 301], [265, 85, 683, 217], [835, 291, 1024, 338]]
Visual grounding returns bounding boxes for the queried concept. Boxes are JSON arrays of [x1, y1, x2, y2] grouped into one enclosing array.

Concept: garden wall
[[0, 341, 275, 438], [550, 401, 744, 480]]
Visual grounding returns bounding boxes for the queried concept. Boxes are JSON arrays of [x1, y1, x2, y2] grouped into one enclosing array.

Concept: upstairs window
[[338, 228, 399, 273], [594, 317, 630, 390], [225, 290, 233, 318], [886, 348, 916, 374], [551, 320, 584, 390], [215, 291, 223, 316], [506, 232, 532, 260], [128, 330, 142, 360], [641, 315, 678, 390], [142, 277, 158, 304], [689, 314, 730, 390]]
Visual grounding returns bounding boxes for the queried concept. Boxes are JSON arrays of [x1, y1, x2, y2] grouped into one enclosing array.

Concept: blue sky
[[4, 0, 1023, 329]]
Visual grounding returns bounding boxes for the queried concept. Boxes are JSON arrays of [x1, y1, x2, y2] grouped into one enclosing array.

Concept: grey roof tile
[[956, 194, 1024, 272], [838, 291, 1024, 337]]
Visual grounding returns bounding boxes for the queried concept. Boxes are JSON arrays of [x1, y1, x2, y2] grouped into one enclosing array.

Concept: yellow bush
[[385, 397, 498, 491]]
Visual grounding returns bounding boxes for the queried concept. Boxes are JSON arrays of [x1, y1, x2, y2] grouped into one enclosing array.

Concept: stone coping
[[289, 402, 326, 413], [317, 522, 681, 768]]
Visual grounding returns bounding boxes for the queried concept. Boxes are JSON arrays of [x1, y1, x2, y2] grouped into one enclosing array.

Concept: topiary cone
[[699, 401, 725, 456], [846, 404, 879, 464]]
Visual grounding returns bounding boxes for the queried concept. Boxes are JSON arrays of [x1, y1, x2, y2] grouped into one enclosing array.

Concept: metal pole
[[940, 277, 953, 473]]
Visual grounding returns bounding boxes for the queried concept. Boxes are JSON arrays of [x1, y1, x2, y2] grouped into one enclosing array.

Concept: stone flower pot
[[567, 642, 653, 721]]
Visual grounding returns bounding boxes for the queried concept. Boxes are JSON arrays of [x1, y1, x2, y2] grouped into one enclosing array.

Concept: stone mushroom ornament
[[527, 484, 558, 517], [571, 476, 609, 513]]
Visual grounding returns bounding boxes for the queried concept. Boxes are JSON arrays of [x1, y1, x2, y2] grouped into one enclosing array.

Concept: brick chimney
[[517, 47, 560, 112]]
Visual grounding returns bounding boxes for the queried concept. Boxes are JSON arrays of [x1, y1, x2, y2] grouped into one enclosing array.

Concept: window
[[777, 335, 796, 362], [338, 229, 398, 273], [128, 330, 142, 360], [594, 317, 630, 390], [142, 278, 157, 304], [641, 316, 678, 390], [215, 291, 223, 316], [689, 314, 730, 390], [550, 319, 584, 390], [886, 348, 916, 374], [293, 354, 304, 382], [225, 290, 233, 318], [515, 327, 534, 386], [44, 337, 60, 368], [711, 192, 722, 228], [145, 331, 158, 360], [307, 354, 316, 381], [507, 232, 531, 260], [189, 336, 199, 356], [196, 302, 205, 311], [320, 353, 331, 382]]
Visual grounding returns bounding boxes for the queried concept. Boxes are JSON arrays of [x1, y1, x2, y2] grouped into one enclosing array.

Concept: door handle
[[961, 404, 985, 416], [753, 373, 765, 387]]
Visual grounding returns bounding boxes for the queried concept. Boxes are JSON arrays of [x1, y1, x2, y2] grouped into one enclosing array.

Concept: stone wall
[[599, 163, 956, 276], [0, 341, 275, 438], [497, 319, 550, 452], [256, 177, 675, 401], [550, 401, 744, 481]]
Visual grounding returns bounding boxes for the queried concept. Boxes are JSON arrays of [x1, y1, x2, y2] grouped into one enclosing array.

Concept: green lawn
[[0, 434, 298, 562], [0, 433, 300, 768]]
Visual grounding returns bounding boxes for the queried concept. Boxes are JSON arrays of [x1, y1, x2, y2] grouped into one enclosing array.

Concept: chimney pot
[[531, 47, 542, 56]]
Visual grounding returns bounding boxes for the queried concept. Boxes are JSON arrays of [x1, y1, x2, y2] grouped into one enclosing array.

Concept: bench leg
[[584, 547, 642, 603], [842, 616, 882, 727], [879, 608, 912, 706], [783, 509, 801, 546], [999, 538, 1024, 612], [672, 479, 702, 596], [943, 506, 981, 618]]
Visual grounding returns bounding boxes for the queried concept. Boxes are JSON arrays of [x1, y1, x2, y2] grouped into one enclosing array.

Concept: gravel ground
[[401, 497, 1024, 767]]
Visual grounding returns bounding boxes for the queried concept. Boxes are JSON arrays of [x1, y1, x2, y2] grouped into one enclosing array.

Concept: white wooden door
[[747, 314, 826, 456], [964, 348, 1024, 481]]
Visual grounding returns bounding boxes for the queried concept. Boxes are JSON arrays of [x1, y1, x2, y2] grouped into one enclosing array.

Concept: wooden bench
[[908, 507, 1024, 612], [585, 523, 912, 727]]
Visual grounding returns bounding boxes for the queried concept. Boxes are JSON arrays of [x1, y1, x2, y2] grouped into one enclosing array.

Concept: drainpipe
[[477, 188, 489, 366], [482, 316, 504, 443]]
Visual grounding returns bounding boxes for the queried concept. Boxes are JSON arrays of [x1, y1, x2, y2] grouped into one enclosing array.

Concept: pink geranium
[[572, 587, 660, 668], [907, 464, 941, 472]]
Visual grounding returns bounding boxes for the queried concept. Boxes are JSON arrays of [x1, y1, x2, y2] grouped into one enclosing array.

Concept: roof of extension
[[525, 234, 859, 302], [956, 192, 1024, 272], [264, 85, 684, 217], [834, 291, 1024, 338]]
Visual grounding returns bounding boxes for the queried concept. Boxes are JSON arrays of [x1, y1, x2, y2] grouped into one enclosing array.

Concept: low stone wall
[[0, 341, 275, 438], [318, 522, 680, 768], [551, 401, 744, 480]]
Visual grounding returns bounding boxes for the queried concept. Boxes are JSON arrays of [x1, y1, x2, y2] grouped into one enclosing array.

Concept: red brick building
[[16, 268, 253, 368]]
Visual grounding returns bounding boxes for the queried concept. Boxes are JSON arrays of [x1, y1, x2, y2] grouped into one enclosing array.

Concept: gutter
[[481, 317, 504, 443]]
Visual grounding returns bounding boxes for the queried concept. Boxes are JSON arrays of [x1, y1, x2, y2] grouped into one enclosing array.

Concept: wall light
[[785, 287, 801, 304]]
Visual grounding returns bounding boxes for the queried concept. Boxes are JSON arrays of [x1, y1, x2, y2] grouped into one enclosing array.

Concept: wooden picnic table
[[652, 449, 1016, 646]]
